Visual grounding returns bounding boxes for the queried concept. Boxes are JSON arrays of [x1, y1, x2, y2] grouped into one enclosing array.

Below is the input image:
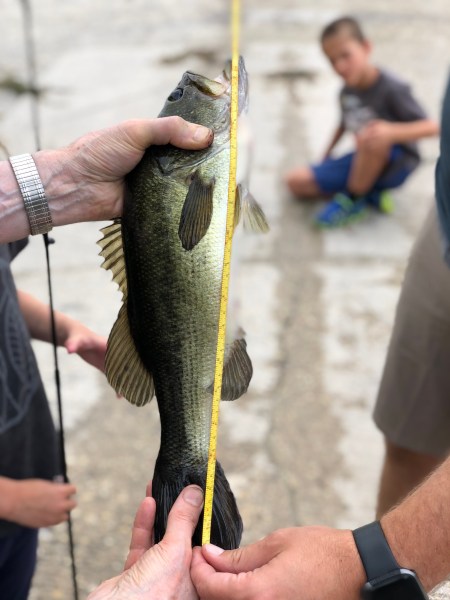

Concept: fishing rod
[[19, 1, 79, 598]]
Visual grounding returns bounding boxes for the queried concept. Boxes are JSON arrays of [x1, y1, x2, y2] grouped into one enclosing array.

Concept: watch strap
[[353, 521, 400, 581], [9, 153, 53, 235]]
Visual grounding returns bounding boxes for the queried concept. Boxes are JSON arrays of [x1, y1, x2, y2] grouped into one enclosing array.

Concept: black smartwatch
[[352, 521, 428, 599]]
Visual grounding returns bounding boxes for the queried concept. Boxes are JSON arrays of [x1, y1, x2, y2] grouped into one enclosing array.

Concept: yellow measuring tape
[[202, 0, 240, 545]]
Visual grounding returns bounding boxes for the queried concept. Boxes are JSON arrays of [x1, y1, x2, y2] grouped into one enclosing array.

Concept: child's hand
[[64, 323, 107, 372], [6, 479, 77, 528], [357, 119, 393, 150]]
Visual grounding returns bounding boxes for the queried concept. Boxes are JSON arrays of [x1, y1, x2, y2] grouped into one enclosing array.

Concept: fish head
[[158, 56, 249, 135]]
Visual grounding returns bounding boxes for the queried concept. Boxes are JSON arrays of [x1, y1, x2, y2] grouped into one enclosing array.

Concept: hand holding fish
[[191, 526, 365, 600], [0, 117, 213, 244], [87, 484, 204, 600]]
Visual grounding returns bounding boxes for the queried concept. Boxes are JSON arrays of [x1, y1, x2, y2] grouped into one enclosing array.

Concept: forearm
[[381, 456, 450, 590], [388, 119, 439, 144], [17, 289, 74, 345], [0, 147, 93, 244]]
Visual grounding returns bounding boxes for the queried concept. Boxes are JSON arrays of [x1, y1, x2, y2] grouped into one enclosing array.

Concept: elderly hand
[[87, 484, 204, 600], [2, 117, 213, 244], [0, 117, 213, 246]]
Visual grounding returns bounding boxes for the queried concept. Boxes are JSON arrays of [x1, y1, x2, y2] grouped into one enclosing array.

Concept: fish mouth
[[185, 72, 227, 97], [216, 55, 248, 115]]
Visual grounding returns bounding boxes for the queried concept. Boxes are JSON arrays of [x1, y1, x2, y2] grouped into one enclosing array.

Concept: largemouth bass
[[99, 57, 267, 549]]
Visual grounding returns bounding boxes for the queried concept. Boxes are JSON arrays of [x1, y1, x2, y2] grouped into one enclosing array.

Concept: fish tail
[[152, 460, 242, 549]]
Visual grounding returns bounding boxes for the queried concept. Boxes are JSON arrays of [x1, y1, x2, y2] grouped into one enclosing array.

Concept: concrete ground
[[1, 0, 449, 597]]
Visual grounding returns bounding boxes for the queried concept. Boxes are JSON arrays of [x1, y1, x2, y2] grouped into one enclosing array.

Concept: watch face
[[362, 570, 428, 599]]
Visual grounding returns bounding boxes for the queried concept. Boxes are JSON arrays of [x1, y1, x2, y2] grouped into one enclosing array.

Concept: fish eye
[[168, 87, 184, 101]]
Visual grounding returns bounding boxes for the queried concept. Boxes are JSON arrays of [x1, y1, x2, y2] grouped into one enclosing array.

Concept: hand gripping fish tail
[[153, 460, 242, 548], [98, 56, 268, 551]]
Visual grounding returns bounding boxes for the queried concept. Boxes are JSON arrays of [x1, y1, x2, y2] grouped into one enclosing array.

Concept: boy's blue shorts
[[311, 145, 415, 195]]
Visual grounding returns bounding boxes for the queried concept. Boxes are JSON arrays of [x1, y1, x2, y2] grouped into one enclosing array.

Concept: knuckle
[[169, 115, 184, 128]]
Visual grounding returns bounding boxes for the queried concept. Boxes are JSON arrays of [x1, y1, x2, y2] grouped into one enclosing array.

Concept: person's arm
[[322, 123, 345, 159], [359, 118, 439, 149], [17, 290, 107, 372], [0, 117, 213, 244], [385, 118, 440, 143], [381, 456, 450, 591], [0, 476, 76, 528], [191, 456, 450, 599]]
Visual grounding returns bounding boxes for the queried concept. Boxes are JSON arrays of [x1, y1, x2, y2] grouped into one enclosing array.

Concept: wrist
[[33, 147, 90, 228], [0, 477, 20, 521], [342, 529, 367, 597], [380, 511, 429, 589]]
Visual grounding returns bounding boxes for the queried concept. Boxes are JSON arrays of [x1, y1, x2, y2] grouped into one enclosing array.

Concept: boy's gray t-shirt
[[340, 69, 427, 171]]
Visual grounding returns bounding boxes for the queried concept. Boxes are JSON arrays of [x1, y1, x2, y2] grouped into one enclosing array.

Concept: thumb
[[120, 117, 214, 152], [161, 485, 204, 547], [201, 537, 275, 574]]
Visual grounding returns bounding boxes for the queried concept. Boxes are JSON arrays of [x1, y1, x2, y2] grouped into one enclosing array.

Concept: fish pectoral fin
[[178, 171, 215, 250], [105, 304, 155, 406], [237, 184, 270, 234], [98, 220, 128, 299], [208, 336, 253, 401]]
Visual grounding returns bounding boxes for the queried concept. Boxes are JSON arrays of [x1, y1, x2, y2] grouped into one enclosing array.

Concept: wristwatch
[[352, 521, 428, 599]]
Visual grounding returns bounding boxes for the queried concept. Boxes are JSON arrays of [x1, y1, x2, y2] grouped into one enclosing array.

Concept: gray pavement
[[1, 0, 450, 597]]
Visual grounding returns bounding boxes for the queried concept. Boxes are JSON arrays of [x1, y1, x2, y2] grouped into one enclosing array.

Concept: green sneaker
[[368, 190, 395, 214], [378, 190, 394, 214], [314, 193, 368, 229]]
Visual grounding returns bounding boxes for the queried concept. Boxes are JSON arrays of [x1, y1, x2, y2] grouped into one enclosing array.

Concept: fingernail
[[193, 126, 214, 144], [183, 486, 204, 507], [204, 543, 224, 556]]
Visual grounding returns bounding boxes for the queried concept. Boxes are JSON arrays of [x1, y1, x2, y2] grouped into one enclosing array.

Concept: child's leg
[[285, 154, 352, 199], [285, 166, 322, 198], [347, 137, 391, 196]]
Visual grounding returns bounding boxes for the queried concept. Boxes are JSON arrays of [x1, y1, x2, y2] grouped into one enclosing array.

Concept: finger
[[64, 339, 77, 354], [59, 483, 77, 496], [63, 498, 78, 512], [201, 536, 276, 574], [124, 497, 156, 570], [120, 117, 214, 152], [162, 485, 203, 547], [191, 547, 257, 600], [146, 481, 152, 497]]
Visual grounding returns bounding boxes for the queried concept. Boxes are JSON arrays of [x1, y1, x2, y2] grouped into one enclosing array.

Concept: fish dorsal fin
[[220, 336, 253, 401], [178, 171, 215, 251], [105, 304, 155, 406], [236, 185, 270, 234], [98, 221, 128, 299]]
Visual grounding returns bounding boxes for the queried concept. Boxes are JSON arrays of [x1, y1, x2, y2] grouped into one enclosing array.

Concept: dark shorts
[[374, 206, 450, 457], [311, 146, 415, 196], [0, 527, 38, 600]]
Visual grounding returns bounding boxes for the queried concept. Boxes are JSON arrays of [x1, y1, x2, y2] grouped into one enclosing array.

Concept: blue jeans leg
[[0, 528, 39, 600]]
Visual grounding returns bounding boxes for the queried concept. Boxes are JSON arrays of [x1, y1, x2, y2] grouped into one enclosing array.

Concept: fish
[[98, 57, 268, 549]]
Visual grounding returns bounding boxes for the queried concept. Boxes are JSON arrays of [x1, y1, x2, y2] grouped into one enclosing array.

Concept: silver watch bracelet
[[9, 153, 53, 236]]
